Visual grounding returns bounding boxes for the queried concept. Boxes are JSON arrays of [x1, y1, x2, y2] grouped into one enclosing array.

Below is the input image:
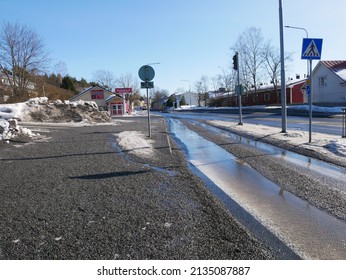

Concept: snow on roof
[[336, 69, 346, 81], [105, 94, 123, 103], [321, 61, 346, 82]]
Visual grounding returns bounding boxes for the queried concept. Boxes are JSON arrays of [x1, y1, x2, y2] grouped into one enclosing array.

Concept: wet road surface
[[169, 118, 346, 259]]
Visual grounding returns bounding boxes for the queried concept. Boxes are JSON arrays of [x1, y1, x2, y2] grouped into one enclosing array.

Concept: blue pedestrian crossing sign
[[301, 38, 323, 60]]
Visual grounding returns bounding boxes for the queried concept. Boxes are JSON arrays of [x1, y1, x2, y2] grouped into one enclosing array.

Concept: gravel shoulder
[[0, 116, 280, 260]]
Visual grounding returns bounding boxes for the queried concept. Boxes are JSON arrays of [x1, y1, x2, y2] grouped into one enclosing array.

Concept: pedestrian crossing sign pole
[[301, 38, 323, 143]]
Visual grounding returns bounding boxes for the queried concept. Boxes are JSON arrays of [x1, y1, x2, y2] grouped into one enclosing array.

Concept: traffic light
[[233, 53, 239, 70]]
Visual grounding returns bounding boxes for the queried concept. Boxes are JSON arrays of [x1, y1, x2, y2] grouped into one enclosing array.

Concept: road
[[0, 118, 275, 260], [159, 110, 344, 136], [1, 113, 345, 260]]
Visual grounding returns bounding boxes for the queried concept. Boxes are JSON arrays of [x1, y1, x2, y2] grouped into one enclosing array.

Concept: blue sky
[[1, 0, 345, 94]]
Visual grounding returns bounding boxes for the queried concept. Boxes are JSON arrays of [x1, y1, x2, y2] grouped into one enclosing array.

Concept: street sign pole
[[138, 65, 155, 138], [309, 59, 313, 143], [301, 38, 323, 143], [146, 87, 151, 138]]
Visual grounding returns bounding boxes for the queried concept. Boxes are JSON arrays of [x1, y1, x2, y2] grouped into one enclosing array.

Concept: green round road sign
[[138, 65, 155, 81]]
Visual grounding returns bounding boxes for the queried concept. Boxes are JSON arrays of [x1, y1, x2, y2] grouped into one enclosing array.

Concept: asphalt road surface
[[0, 117, 288, 260]]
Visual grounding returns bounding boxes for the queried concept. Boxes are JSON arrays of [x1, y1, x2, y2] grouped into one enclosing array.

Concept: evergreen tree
[[180, 95, 187, 105], [60, 75, 76, 92]]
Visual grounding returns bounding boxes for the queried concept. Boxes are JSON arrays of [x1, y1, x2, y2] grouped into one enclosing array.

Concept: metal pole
[[309, 60, 313, 142], [342, 108, 346, 138], [279, 0, 287, 133], [146, 87, 151, 138], [237, 51, 243, 125]]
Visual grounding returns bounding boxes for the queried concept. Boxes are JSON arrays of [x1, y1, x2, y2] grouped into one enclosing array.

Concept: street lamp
[[147, 62, 160, 65], [285, 25, 308, 38], [285, 25, 309, 79]]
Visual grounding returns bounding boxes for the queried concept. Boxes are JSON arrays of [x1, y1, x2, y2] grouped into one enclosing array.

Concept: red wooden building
[[211, 78, 306, 107]]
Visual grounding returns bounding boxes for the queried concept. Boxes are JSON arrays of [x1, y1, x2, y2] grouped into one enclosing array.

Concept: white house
[[312, 61, 346, 104], [174, 91, 198, 107]]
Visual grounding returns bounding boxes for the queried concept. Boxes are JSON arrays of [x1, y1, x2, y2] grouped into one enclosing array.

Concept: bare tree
[[216, 67, 236, 106], [262, 42, 292, 99], [232, 27, 266, 103], [194, 75, 209, 106], [150, 88, 169, 110], [115, 73, 140, 113], [0, 22, 49, 101], [53, 61, 68, 80], [92, 69, 115, 90]]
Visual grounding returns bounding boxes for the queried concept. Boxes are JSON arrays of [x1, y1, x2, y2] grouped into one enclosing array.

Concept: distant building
[[69, 85, 127, 115], [174, 91, 198, 107], [209, 77, 306, 107], [0, 73, 36, 91], [312, 61, 346, 104]]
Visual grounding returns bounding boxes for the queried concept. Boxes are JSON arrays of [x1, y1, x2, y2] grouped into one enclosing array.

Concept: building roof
[[105, 94, 123, 103], [69, 85, 117, 101], [320, 60, 346, 82]]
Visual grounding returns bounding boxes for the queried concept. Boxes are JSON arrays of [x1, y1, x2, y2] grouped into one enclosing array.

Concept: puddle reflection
[[170, 119, 346, 259]]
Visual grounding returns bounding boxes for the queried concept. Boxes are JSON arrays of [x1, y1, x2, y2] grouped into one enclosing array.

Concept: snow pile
[[0, 97, 111, 123], [0, 118, 39, 142], [26, 98, 109, 123], [0, 97, 112, 142], [116, 131, 154, 158], [324, 141, 346, 157], [0, 102, 28, 121], [208, 120, 346, 159]]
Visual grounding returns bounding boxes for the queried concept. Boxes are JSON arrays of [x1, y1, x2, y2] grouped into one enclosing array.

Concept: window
[[264, 93, 270, 101], [91, 90, 104, 99], [319, 77, 327, 87]]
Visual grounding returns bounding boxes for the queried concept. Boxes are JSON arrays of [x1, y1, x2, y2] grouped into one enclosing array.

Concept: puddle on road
[[169, 119, 346, 259], [194, 121, 346, 182]]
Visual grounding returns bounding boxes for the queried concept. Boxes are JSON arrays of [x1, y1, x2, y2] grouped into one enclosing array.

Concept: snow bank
[[0, 98, 111, 142], [208, 120, 346, 159], [0, 102, 28, 121]]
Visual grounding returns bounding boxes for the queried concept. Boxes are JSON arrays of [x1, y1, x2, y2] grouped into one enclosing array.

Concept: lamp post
[[285, 25, 309, 77], [181, 79, 191, 106], [285, 25, 313, 143]]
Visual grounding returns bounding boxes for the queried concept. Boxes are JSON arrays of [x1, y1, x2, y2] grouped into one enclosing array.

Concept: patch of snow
[[1, 118, 39, 142], [164, 222, 172, 228], [116, 131, 154, 158], [27, 97, 49, 105], [324, 141, 346, 157], [0, 102, 28, 120], [336, 69, 346, 81]]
